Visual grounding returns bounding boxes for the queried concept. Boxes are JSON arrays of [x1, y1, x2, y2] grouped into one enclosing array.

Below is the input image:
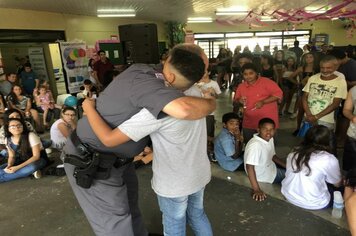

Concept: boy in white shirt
[[244, 118, 286, 201], [197, 74, 221, 159]]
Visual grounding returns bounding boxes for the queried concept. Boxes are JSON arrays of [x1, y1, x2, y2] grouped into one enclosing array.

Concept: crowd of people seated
[[0, 43, 355, 234], [0, 51, 147, 181]]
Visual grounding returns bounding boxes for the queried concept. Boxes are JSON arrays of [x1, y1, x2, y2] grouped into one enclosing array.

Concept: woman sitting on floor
[[7, 84, 42, 132], [281, 125, 342, 210], [0, 118, 47, 182], [50, 106, 76, 150], [0, 109, 52, 159]]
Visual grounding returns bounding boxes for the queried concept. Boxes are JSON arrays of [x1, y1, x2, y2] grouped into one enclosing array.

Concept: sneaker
[[33, 170, 42, 179], [290, 112, 298, 119], [45, 148, 52, 154], [208, 152, 217, 163]]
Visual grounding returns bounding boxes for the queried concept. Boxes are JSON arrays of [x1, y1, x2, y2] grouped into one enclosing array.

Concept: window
[[194, 30, 311, 58]]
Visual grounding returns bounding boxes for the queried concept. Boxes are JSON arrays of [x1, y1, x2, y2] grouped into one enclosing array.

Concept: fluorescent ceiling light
[[187, 17, 213, 23], [216, 6, 248, 16], [97, 9, 135, 13], [305, 7, 326, 14], [97, 14, 136, 17], [216, 11, 248, 16]]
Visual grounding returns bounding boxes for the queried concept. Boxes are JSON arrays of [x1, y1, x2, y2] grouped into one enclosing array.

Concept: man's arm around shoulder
[[163, 96, 216, 120]]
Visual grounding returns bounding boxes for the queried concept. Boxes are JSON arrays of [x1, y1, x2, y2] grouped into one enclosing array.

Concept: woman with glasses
[[0, 109, 52, 160], [50, 107, 76, 150], [0, 118, 47, 182]]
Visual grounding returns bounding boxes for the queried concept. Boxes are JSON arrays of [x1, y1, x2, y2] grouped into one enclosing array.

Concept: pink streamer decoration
[[216, 0, 355, 27]]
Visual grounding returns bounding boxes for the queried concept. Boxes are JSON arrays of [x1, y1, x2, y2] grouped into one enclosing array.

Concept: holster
[[64, 130, 133, 189]]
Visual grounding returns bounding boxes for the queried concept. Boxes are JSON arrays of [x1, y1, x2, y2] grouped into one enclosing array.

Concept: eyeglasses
[[63, 113, 76, 117], [9, 124, 23, 129]]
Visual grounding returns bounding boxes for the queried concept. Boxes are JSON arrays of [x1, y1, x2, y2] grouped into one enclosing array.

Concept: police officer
[[63, 43, 214, 236]]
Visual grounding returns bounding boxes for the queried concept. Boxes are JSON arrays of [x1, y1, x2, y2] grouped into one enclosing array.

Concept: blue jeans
[[157, 188, 213, 236], [0, 158, 46, 183], [273, 167, 286, 184]]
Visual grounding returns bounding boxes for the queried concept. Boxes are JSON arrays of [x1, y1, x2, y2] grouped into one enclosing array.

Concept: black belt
[[68, 130, 133, 168], [64, 130, 133, 188]]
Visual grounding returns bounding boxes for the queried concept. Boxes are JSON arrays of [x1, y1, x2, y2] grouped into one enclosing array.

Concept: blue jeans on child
[[273, 167, 286, 184], [0, 158, 46, 183], [157, 188, 213, 236]]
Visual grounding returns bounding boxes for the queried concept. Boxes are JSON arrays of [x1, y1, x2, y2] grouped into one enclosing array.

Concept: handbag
[[297, 121, 312, 137]]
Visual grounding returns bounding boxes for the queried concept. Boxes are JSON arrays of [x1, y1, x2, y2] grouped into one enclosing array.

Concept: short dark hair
[[24, 62, 32, 68], [238, 53, 253, 62], [97, 50, 105, 55], [83, 79, 92, 85], [329, 49, 347, 60], [6, 72, 16, 77], [258, 118, 275, 128], [241, 62, 259, 74], [320, 55, 337, 65], [294, 40, 299, 46], [222, 112, 239, 124], [169, 48, 205, 84]]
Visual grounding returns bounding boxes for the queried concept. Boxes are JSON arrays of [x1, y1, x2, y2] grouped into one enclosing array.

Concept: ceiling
[[0, 0, 354, 23]]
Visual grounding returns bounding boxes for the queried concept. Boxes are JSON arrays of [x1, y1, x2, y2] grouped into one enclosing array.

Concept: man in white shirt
[[302, 55, 348, 154]]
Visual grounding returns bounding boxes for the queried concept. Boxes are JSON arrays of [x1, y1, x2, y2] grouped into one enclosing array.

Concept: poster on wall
[[59, 41, 89, 93], [28, 47, 49, 81]]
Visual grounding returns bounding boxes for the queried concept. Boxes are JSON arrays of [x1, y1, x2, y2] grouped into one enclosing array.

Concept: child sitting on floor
[[244, 118, 286, 201], [214, 112, 244, 172], [34, 85, 57, 129], [50, 106, 76, 150], [281, 125, 342, 210]]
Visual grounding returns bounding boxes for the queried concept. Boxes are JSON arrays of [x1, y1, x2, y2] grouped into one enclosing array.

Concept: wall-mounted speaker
[[118, 23, 159, 64]]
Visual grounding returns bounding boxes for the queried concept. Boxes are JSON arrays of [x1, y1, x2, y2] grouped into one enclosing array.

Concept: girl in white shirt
[[50, 106, 76, 150], [281, 125, 342, 210]]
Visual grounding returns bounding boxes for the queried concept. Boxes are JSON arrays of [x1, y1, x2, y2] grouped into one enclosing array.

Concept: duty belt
[[64, 130, 133, 188]]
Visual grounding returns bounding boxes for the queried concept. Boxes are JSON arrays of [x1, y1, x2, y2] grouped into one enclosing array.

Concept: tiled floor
[[0, 89, 350, 236]]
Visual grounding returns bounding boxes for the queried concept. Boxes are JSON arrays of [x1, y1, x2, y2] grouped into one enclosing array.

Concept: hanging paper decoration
[[215, 0, 356, 28]]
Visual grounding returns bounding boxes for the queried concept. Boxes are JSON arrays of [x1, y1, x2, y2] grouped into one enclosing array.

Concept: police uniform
[[63, 64, 183, 236]]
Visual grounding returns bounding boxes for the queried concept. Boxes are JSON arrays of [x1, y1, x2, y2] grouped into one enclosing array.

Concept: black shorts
[[206, 115, 215, 138]]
